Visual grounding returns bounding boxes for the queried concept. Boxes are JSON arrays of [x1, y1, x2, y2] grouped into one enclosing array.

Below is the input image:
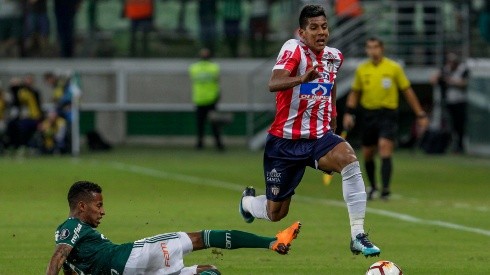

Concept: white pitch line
[[109, 161, 490, 237]]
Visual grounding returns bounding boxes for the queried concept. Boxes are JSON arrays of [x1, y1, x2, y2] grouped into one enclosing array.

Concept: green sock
[[202, 230, 276, 250]]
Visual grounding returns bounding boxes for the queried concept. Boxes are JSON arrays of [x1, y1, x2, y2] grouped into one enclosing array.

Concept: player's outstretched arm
[[269, 65, 323, 92], [46, 244, 73, 275]]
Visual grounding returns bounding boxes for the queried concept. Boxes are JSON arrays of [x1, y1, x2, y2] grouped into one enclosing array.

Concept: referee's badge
[[382, 77, 392, 89]]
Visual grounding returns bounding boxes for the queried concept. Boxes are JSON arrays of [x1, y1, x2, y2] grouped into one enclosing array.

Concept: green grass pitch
[[1, 146, 489, 274]]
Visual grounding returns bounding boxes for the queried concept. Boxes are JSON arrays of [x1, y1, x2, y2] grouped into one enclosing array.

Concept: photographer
[[430, 52, 469, 153]]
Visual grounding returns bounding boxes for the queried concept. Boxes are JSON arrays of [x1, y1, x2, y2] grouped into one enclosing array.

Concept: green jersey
[[54, 217, 133, 275]]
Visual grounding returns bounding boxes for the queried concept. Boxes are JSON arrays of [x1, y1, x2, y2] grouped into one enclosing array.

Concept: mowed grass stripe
[[107, 160, 490, 237]]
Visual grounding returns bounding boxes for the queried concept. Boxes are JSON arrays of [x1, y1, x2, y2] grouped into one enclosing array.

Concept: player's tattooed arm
[[46, 244, 73, 275]]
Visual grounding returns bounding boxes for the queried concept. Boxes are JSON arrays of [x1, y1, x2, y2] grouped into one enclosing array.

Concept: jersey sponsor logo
[[266, 168, 281, 183], [71, 223, 82, 244], [225, 232, 232, 249], [323, 53, 336, 61], [299, 83, 332, 100], [276, 50, 293, 65], [111, 270, 120, 275], [58, 229, 70, 241], [160, 242, 171, 267]]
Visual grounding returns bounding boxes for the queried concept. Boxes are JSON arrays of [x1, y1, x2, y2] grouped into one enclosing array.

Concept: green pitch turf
[[1, 146, 489, 274]]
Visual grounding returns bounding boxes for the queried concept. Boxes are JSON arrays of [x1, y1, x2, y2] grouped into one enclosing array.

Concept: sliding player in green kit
[[46, 181, 301, 275]]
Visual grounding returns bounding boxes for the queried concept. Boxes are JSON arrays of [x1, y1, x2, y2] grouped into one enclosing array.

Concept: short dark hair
[[68, 181, 102, 209], [366, 37, 384, 47], [299, 5, 326, 29]]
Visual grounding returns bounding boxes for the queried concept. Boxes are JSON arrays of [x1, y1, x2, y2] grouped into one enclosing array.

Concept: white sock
[[341, 161, 367, 239], [242, 195, 271, 221]]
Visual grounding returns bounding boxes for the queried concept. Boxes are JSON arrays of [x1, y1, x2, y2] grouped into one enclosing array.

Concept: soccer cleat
[[381, 189, 391, 200], [367, 187, 378, 201], [239, 186, 256, 223], [271, 221, 301, 255], [350, 233, 381, 257]]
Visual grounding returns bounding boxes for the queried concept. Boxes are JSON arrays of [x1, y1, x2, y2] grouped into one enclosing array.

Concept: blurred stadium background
[[0, 0, 489, 155], [1, 1, 490, 274]]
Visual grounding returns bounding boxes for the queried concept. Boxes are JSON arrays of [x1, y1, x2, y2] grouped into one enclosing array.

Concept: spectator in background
[[430, 52, 469, 154], [37, 109, 68, 154], [343, 37, 429, 200], [43, 72, 73, 123], [248, 0, 271, 57], [54, 0, 82, 57], [24, 0, 50, 57], [188, 48, 224, 151], [0, 81, 8, 152], [86, 0, 100, 34], [222, 0, 243, 57], [4, 76, 43, 154], [198, 0, 218, 54], [478, 0, 490, 43], [0, 0, 23, 57], [123, 0, 154, 57], [334, 0, 363, 56], [395, 0, 421, 63], [176, 0, 189, 34], [335, 0, 362, 27]]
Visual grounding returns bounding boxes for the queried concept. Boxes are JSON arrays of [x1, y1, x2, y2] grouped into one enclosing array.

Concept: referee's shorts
[[361, 108, 398, 146]]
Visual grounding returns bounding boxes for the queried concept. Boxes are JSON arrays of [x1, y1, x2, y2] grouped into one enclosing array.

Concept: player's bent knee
[[267, 209, 287, 222]]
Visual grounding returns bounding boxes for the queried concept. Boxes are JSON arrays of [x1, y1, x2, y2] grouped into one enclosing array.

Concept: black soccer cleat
[[239, 186, 256, 223]]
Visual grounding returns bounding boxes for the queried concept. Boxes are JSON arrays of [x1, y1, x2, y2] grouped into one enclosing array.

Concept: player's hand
[[330, 117, 337, 133], [342, 113, 355, 131], [416, 116, 430, 135], [300, 64, 323, 83]]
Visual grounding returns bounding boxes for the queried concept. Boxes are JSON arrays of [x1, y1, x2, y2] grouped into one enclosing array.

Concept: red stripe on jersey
[[271, 84, 294, 137], [292, 99, 307, 139], [282, 47, 301, 72], [270, 45, 301, 137]]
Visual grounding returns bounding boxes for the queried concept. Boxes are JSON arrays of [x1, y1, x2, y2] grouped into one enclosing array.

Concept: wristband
[[345, 107, 356, 115]]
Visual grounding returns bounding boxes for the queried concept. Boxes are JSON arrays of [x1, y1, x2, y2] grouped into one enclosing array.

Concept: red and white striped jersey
[[269, 39, 344, 140]]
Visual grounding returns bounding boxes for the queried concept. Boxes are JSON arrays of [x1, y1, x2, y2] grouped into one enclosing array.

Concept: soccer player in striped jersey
[[239, 4, 380, 257], [46, 181, 301, 275]]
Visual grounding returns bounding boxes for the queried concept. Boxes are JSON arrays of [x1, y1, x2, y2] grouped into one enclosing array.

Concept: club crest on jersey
[[58, 229, 70, 240], [299, 83, 332, 100], [271, 185, 280, 196]]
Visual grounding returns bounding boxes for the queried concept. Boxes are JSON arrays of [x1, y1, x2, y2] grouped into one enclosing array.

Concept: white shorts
[[123, 232, 197, 275]]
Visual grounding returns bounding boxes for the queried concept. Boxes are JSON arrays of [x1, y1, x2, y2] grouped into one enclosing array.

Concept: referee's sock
[[381, 157, 392, 195], [365, 160, 376, 190]]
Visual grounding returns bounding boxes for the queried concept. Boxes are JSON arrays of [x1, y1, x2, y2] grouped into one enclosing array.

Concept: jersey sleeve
[[395, 64, 411, 91], [55, 219, 85, 247], [272, 39, 300, 73]]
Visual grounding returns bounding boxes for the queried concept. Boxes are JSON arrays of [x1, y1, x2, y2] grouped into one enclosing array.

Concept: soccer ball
[[366, 260, 403, 275]]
